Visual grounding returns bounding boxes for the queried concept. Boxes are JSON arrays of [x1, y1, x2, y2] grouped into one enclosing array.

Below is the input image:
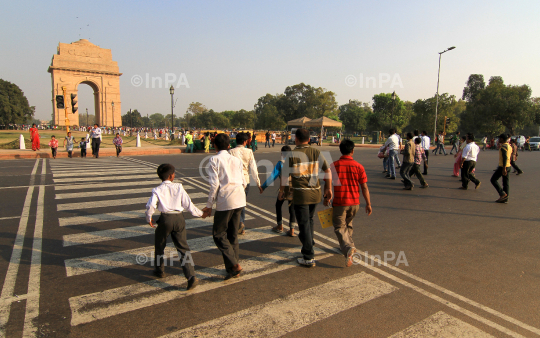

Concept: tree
[[0, 79, 35, 125], [338, 100, 370, 133], [256, 105, 286, 130], [409, 94, 464, 134], [230, 109, 256, 129], [122, 109, 144, 127], [149, 113, 165, 128], [369, 93, 410, 132], [186, 102, 207, 115]]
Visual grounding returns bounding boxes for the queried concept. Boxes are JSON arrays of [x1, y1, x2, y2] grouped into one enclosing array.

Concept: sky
[[1, 0, 539, 121]]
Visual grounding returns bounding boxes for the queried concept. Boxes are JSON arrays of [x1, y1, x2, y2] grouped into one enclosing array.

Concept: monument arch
[[48, 39, 122, 127]]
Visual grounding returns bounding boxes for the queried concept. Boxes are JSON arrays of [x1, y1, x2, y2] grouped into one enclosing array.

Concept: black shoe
[[517, 172, 523, 175], [387, 176, 396, 180], [458, 186, 468, 190], [187, 276, 198, 290], [396, 166, 401, 169], [385, 174, 391, 178], [153, 269, 165, 278], [422, 172, 428, 175], [475, 182, 481, 190]]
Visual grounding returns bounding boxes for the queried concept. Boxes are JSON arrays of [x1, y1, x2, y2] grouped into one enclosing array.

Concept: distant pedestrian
[[90, 124, 102, 158], [49, 135, 58, 159], [400, 133, 415, 190], [410, 137, 428, 188], [272, 132, 276, 147], [459, 133, 481, 190], [330, 140, 371, 267], [251, 132, 257, 151], [381, 129, 399, 180], [204, 132, 210, 153], [113, 133, 123, 157], [434, 131, 447, 155], [79, 138, 87, 158], [452, 136, 467, 177], [482, 136, 488, 151], [64, 132, 74, 158], [265, 131, 271, 148], [491, 134, 512, 203], [449, 132, 460, 154], [185, 131, 194, 153], [509, 139, 523, 175], [421, 131, 430, 175], [29, 123, 40, 151]]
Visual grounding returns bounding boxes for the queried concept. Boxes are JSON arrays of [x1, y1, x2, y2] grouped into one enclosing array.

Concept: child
[[79, 137, 87, 158], [145, 163, 204, 290], [48, 135, 58, 159], [113, 133, 123, 157], [64, 132, 74, 158], [260, 145, 297, 237]]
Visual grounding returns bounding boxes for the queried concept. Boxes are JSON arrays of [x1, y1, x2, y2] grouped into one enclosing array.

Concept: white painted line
[[41, 159, 46, 175], [57, 192, 206, 211], [0, 216, 19, 221], [52, 169, 154, 178], [0, 158, 39, 336], [388, 311, 495, 337], [23, 185, 45, 337], [54, 180, 161, 191], [50, 164, 142, 171], [161, 272, 396, 338], [64, 227, 278, 277], [53, 173, 157, 184], [59, 210, 146, 227], [55, 186, 194, 200], [63, 218, 215, 247], [69, 247, 333, 326]]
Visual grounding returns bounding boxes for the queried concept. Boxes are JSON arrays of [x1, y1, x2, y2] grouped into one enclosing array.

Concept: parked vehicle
[[529, 137, 540, 150]]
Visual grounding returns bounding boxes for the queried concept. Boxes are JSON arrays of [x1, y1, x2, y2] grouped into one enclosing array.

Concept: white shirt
[[207, 150, 247, 211], [421, 135, 431, 151], [384, 134, 400, 151], [145, 181, 203, 223], [228, 145, 261, 186], [271, 133, 276, 140], [91, 127, 101, 139], [462, 142, 480, 162]]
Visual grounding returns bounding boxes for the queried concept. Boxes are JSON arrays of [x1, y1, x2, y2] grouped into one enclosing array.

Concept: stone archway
[[48, 39, 122, 127]]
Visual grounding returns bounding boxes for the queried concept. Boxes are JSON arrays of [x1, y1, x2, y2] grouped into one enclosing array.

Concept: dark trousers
[[265, 140, 270, 147], [461, 160, 480, 188], [240, 185, 249, 223], [293, 204, 317, 260], [51, 148, 57, 158], [491, 166, 510, 197], [423, 150, 429, 174], [272, 139, 275, 147], [400, 162, 413, 187], [409, 163, 427, 186], [510, 160, 522, 174], [213, 208, 242, 274], [276, 197, 296, 227], [81, 148, 86, 157], [154, 213, 194, 279], [450, 142, 459, 154], [67, 150, 73, 158], [91, 138, 101, 157], [116, 145, 122, 156]]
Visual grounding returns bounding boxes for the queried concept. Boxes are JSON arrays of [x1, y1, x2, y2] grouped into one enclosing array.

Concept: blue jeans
[[383, 157, 388, 171], [240, 185, 249, 223], [388, 150, 398, 177], [186, 143, 193, 153], [293, 203, 317, 260], [450, 142, 459, 153]]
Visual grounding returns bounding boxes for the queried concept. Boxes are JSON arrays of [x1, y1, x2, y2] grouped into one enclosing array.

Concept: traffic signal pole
[[63, 86, 70, 134]]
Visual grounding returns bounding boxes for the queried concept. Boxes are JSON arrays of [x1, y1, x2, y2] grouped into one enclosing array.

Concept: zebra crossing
[[45, 157, 525, 337]]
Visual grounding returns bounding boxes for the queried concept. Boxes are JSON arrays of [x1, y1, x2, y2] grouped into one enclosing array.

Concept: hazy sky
[[2, 0, 539, 121]]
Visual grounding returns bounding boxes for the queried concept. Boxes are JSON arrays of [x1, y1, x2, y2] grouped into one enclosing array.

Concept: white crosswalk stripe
[[54, 180, 161, 191], [54, 173, 157, 183], [52, 168, 154, 177], [55, 186, 194, 200]]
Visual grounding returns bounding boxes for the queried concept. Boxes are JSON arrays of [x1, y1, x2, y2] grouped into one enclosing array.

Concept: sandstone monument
[[48, 39, 122, 127]]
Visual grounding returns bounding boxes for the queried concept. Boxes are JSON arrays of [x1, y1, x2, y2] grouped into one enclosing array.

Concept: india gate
[[48, 39, 122, 127]]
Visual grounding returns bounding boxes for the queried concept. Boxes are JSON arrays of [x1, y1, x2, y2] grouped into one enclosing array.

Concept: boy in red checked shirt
[[330, 139, 372, 267], [48, 135, 59, 159]]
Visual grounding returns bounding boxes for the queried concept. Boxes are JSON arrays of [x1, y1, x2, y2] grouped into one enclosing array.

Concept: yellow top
[[498, 144, 512, 167]]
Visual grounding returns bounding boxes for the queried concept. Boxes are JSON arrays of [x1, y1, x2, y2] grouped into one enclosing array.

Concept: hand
[[502, 168, 507, 176], [365, 205, 372, 216], [149, 220, 156, 228], [278, 190, 285, 201], [202, 207, 212, 218], [258, 186, 264, 194], [323, 189, 332, 207], [454, 154, 457, 158], [460, 163, 463, 168]]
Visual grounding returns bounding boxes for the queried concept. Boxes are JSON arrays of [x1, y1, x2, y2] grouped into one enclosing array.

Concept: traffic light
[[55, 95, 64, 109], [71, 93, 78, 114], [445, 117, 450, 125]]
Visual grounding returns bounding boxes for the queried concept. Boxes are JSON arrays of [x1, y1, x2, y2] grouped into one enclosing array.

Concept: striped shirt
[[331, 156, 367, 207], [288, 145, 329, 205]]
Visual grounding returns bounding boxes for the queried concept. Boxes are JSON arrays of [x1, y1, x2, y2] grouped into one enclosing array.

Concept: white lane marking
[[63, 218, 215, 247], [53, 173, 156, 183], [50, 165, 142, 171], [52, 169, 154, 178], [59, 210, 146, 227], [64, 227, 278, 277], [22, 184, 45, 337], [54, 180, 161, 191], [55, 185, 194, 199], [388, 311, 495, 338], [187, 176, 538, 337], [41, 159, 46, 175], [0, 158, 39, 336], [69, 247, 333, 326], [0, 216, 19, 221], [161, 272, 396, 338], [57, 192, 206, 211]]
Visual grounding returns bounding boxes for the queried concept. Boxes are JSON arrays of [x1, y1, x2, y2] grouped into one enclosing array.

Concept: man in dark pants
[[265, 130, 271, 148], [90, 123, 102, 158], [421, 131, 430, 175], [146, 163, 204, 290], [491, 134, 512, 203], [203, 133, 246, 280], [459, 133, 481, 190], [509, 139, 523, 175], [282, 128, 332, 267], [400, 133, 415, 190]]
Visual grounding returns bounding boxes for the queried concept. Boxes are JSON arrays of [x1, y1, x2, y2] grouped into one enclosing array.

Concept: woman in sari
[[29, 123, 40, 151], [453, 136, 467, 177]]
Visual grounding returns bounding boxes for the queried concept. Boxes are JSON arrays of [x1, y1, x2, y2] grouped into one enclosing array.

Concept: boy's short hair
[[406, 132, 413, 139], [295, 128, 310, 142], [81, 137, 85, 140], [389, 128, 395, 135], [51, 135, 55, 138], [467, 133, 475, 141], [157, 163, 175, 181], [339, 139, 355, 155], [116, 133, 120, 136], [281, 145, 291, 152], [414, 137, 421, 144], [214, 133, 230, 151], [236, 132, 248, 144], [498, 133, 507, 140]]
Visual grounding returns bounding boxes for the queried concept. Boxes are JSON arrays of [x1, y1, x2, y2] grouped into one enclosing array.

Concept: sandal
[[286, 228, 295, 237], [272, 225, 283, 233]]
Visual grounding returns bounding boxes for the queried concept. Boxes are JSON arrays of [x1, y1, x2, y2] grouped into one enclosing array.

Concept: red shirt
[[331, 155, 367, 206]]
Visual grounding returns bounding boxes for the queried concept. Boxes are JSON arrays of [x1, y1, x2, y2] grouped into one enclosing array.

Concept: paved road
[[0, 146, 539, 337]]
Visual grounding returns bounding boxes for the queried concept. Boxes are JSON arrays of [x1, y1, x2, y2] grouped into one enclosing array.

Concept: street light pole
[[170, 85, 175, 132], [86, 108, 88, 127], [111, 101, 115, 129], [391, 91, 396, 129], [434, 46, 455, 145]]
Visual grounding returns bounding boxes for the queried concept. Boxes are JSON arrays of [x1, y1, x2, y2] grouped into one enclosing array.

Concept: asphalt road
[[0, 145, 539, 337]]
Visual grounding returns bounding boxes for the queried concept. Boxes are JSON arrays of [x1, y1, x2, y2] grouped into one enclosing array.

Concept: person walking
[[265, 131, 271, 148], [204, 132, 210, 153], [459, 133, 481, 190], [449, 132, 460, 154], [452, 136, 467, 177], [113, 133, 123, 157], [400, 133, 415, 190], [271, 131, 276, 147], [282, 128, 332, 267], [409, 137, 429, 188], [90, 124, 102, 158], [490, 134, 512, 203], [202, 133, 246, 280], [29, 123, 40, 151], [481, 136, 488, 151], [229, 132, 262, 235], [185, 131, 194, 153], [421, 131, 430, 175], [434, 131, 447, 155], [381, 129, 400, 180], [63, 132, 75, 158], [330, 140, 371, 267], [509, 139, 523, 175]]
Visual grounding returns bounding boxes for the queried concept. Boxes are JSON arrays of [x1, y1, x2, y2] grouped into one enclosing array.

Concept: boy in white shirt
[[146, 163, 204, 290]]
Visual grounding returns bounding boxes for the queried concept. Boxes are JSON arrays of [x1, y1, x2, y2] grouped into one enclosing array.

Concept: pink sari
[[30, 127, 40, 151], [453, 152, 461, 176]]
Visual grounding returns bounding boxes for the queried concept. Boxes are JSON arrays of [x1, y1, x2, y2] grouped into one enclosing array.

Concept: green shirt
[[288, 145, 329, 205], [186, 134, 193, 144]]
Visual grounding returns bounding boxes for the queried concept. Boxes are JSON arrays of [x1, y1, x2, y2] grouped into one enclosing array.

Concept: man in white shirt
[[459, 133, 481, 190], [271, 132, 276, 147], [381, 129, 400, 179], [145, 163, 204, 289], [90, 123, 102, 158], [421, 131, 431, 175], [203, 133, 246, 280], [434, 131, 447, 156], [229, 132, 262, 234]]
